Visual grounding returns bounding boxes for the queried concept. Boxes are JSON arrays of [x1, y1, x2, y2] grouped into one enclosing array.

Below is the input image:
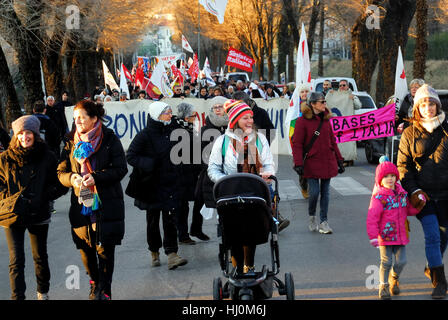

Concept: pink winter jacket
[[366, 183, 419, 246]]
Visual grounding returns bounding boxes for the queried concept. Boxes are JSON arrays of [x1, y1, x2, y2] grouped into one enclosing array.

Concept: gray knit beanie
[[177, 102, 195, 119], [12, 115, 41, 136]]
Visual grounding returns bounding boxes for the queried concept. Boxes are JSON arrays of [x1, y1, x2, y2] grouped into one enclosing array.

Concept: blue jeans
[[307, 178, 331, 223], [379, 245, 407, 284], [420, 213, 447, 267]]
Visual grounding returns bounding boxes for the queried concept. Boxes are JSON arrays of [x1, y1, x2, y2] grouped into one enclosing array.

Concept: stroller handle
[[265, 175, 279, 195]]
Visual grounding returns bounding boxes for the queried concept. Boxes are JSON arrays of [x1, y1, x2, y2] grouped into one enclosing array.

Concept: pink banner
[[330, 103, 396, 143]]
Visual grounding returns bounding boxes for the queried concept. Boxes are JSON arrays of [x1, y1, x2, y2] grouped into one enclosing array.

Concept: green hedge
[[405, 32, 448, 60]]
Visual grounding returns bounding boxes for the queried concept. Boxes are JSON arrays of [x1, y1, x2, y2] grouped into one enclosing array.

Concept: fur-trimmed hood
[[300, 101, 333, 120]]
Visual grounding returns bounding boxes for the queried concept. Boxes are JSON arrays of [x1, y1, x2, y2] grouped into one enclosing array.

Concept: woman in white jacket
[[207, 100, 276, 274]]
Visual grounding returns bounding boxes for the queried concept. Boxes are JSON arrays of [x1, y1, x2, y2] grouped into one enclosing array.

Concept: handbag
[[0, 190, 31, 227], [125, 166, 155, 203]]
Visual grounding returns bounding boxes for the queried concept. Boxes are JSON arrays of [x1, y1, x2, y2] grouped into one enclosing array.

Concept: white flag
[[150, 61, 173, 98], [182, 35, 194, 53], [199, 0, 228, 24], [202, 57, 216, 87], [394, 46, 408, 111], [284, 23, 312, 153], [102, 60, 119, 92], [119, 63, 130, 99]]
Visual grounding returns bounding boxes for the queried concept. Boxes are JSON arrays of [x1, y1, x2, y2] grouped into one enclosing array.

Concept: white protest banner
[[156, 53, 183, 68]]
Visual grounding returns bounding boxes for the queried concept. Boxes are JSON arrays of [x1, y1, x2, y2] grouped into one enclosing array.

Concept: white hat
[[149, 101, 171, 120], [297, 83, 311, 92], [413, 84, 441, 109]]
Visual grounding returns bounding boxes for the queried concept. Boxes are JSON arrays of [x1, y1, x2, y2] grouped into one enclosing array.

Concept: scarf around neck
[[420, 112, 445, 133], [73, 121, 103, 175]]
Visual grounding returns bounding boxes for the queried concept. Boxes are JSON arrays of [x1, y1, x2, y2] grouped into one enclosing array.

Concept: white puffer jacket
[[207, 129, 276, 183]]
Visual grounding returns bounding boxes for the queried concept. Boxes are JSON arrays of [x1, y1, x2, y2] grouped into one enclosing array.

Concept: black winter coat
[[397, 119, 448, 217], [195, 116, 227, 208], [252, 104, 275, 145], [57, 126, 128, 245], [126, 117, 183, 211], [0, 141, 66, 225], [34, 113, 61, 157], [397, 93, 413, 129]]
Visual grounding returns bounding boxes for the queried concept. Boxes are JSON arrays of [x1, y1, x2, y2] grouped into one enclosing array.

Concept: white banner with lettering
[[65, 98, 292, 154]]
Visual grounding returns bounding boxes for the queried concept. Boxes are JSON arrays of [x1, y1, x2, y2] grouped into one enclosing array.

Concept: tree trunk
[[277, 15, 289, 81], [0, 46, 21, 128], [351, 6, 379, 93], [375, 0, 416, 104], [307, 0, 321, 59], [318, 0, 325, 77], [413, 0, 428, 79], [42, 49, 64, 100], [17, 46, 44, 114]]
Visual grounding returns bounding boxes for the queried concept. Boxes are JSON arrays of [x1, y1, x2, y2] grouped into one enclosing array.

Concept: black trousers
[[176, 200, 190, 241], [146, 209, 178, 255], [72, 225, 115, 297], [190, 198, 204, 235], [4, 224, 50, 300]]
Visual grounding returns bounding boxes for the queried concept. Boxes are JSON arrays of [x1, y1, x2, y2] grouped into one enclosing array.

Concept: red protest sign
[[225, 47, 254, 72]]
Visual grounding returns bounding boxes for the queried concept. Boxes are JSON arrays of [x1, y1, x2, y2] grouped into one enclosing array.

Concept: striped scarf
[[73, 121, 103, 216]]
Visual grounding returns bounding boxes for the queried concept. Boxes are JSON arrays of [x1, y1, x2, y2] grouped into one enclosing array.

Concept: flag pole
[[198, 1, 201, 71]]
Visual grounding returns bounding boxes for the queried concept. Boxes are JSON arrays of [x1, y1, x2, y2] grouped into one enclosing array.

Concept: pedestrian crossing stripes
[[279, 176, 372, 200]]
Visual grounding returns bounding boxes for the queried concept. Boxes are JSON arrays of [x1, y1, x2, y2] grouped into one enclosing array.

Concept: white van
[[225, 72, 250, 83], [312, 77, 358, 92]]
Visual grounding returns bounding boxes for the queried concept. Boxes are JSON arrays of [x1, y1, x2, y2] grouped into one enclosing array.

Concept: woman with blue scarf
[[58, 100, 127, 300]]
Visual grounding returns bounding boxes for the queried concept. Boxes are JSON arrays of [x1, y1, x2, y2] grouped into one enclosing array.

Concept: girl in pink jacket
[[366, 156, 420, 300]]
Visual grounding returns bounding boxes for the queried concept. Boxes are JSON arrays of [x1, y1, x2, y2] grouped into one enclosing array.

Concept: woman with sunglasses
[[292, 92, 345, 234]]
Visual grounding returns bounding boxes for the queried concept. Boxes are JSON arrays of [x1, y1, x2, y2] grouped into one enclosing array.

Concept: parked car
[[313, 77, 358, 92], [363, 89, 448, 164], [225, 72, 250, 83], [354, 91, 377, 115]]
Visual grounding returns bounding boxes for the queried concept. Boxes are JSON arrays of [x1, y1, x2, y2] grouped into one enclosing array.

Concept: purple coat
[[292, 103, 343, 179]]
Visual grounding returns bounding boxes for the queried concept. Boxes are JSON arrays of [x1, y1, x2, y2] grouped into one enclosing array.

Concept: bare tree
[[413, 0, 428, 79]]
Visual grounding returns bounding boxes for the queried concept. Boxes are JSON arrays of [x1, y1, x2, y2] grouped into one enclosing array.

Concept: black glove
[[337, 160, 345, 174], [293, 166, 304, 176]]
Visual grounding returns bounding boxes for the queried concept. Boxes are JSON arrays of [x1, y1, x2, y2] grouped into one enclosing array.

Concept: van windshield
[[228, 74, 248, 82]]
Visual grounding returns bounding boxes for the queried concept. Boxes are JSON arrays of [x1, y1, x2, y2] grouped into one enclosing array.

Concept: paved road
[[0, 146, 440, 300]]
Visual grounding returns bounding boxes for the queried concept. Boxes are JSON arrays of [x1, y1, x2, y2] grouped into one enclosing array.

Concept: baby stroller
[[212, 173, 295, 300]]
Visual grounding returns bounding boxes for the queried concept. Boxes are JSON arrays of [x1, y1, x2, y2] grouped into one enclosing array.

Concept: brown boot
[[151, 251, 161, 267], [389, 273, 400, 295], [430, 265, 447, 299], [167, 252, 188, 270]]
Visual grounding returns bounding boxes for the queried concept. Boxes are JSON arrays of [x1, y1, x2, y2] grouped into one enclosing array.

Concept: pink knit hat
[[375, 156, 399, 186]]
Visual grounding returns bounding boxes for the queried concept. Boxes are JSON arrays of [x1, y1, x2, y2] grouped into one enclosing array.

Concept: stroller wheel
[[285, 273, 295, 300], [213, 277, 223, 300]]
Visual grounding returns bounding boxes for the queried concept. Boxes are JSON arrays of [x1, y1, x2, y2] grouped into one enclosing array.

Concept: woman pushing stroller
[[208, 100, 276, 274]]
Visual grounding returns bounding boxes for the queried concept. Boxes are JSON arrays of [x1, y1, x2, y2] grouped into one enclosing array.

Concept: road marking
[[279, 179, 304, 200], [330, 177, 372, 196], [359, 170, 375, 177]]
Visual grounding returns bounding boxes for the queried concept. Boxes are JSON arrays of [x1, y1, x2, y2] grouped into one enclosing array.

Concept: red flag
[[121, 63, 132, 81], [171, 65, 184, 85], [187, 54, 199, 83], [146, 81, 162, 100], [135, 67, 145, 88], [225, 47, 254, 72]]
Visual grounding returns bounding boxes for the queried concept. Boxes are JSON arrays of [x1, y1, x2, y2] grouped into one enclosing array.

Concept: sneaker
[[301, 189, 309, 199], [379, 284, 391, 300], [190, 232, 210, 241], [167, 253, 188, 270], [37, 292, 49, 300], [308, 216, 318, 232], [151, 251, 161, 267], [179, 237, 196, 245], [277, 213, 290, 232], [318, 221, 333, 234]]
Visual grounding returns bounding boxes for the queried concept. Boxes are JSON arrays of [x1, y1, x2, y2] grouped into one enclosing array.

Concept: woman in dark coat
[[126, 101, 188, 270], [292, 92, 344, 235], [397, 84, 448, 299], [1, 115, 65, 300], [57, 100, 127, 300]]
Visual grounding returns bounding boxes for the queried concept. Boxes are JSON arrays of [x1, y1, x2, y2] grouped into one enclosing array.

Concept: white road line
[[330, 177, 372, 196], [359, 170, 375, 177], [279, 179, 304, 200]]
